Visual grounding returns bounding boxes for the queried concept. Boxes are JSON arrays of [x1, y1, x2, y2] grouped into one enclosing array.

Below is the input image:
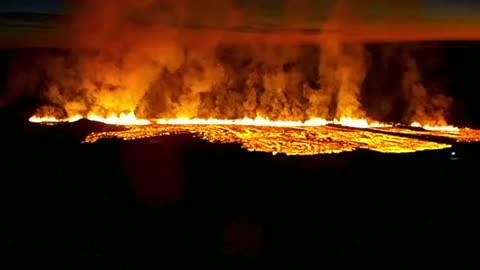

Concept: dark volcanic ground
[[1, 115, 477, 269]]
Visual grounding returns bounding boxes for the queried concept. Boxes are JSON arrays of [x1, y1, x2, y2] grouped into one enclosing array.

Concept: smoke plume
[[24, 0, 372, 121], [402, 52, 452, 125], [8, 0, 453, 125]]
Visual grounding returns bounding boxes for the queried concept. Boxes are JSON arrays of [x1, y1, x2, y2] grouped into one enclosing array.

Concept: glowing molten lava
[[410, 122, 460, 132], [29, 112, 151, 126], [331, 117, 391, 128], [155, 116, 390, 128], [29, 115, 82, 123], [29, 113, 392, 129], [157, 117, 311, 127], [86, 112, 151, 126]]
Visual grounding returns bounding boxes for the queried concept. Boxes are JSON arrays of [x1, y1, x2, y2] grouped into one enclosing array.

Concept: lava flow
[[28, 113, 480, 156]]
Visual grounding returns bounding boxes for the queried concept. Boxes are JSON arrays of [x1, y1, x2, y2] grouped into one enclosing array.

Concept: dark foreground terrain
[[2, 116, 477, 269]]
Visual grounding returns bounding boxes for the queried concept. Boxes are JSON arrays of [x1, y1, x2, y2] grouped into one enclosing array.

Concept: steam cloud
[[17, 0, 452, 124]]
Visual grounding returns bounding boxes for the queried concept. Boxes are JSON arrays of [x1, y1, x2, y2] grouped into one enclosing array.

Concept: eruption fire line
[[28, 112, 460, 132]]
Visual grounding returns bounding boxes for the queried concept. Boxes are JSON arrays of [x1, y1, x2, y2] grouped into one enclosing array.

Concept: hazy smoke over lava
[[14, 0, 452, 124]]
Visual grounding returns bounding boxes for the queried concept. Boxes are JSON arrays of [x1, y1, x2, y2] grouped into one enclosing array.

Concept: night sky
[[0, 0, 67, 14], [0, 0, 471, 15], [1, 0, 480, 43]]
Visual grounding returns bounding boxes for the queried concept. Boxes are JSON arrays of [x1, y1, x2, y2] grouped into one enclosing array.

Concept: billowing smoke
[[308, 0, 368, 120], [25, 0, 372, 121], [9, 0, 454, 125], [402, 52, 452, 125]]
